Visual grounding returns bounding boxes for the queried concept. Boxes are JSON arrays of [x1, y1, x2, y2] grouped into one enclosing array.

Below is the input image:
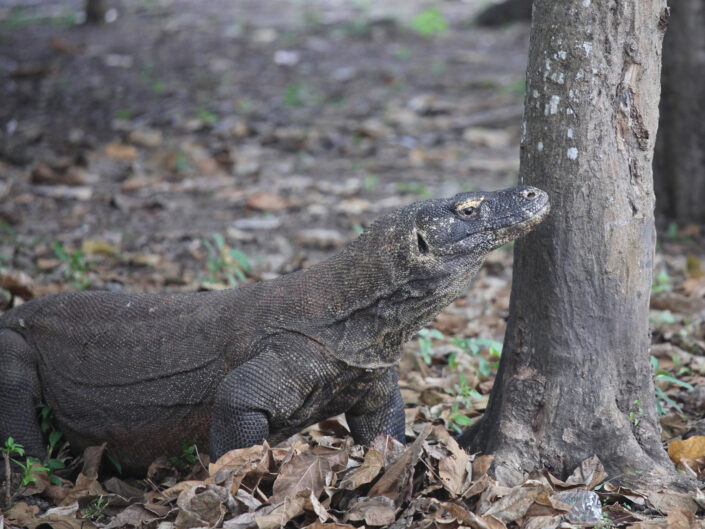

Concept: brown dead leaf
[[682, 277, 705, 298], [163, 480, 207, 499], [303, 523, 356, 529], [209, 443, 273, 494], [369, 434, 406, 467], [437, 502, 507, 529], [472, 454, 495, 479], [103, 504, 161, 529], [565, 455, 607, 490], [665, 509, 696, 529], [646, 489, 698, 515], [175, 484, 229, 529], [5, 501, 97, 529], [339, 449, 384, 491], [669, 436, 705, 464], [255, 490, 309, 529], [431, 425, 470, 495], [81, 240, 118, 256], [367, 425, 430, 504], [105, 142, 139, 161], [0, 269, 35, 299], [247, 192, 288, 211], [481, 480, 552, 525], [270, 451, 334, 503], [346, 496, 396, 526]]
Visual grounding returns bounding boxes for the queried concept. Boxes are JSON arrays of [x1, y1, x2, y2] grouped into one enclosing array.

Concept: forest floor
[[1, 1, 705, 528]]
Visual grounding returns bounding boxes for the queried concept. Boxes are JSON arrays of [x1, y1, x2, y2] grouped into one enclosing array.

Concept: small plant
[[196, 108, 218, 126], [36, 403, 67, 485], [444, 372, 482, 433], [3, 437, 25, 505], [81, 495, 109, 521], [418, 328, 444, 364], [411, 8, 448, 37], [651, 356, 694, 415], [168, 442, 197, 470], [282, 83, 310, 108], [651, 268, 671, 294], [202, 233, 251, 287], [629, 399, 642, 426], [363, 172, 379, 192], [396, 182, 431, 199], [12, 457, 50, 488], [52, 241, 91, 289]]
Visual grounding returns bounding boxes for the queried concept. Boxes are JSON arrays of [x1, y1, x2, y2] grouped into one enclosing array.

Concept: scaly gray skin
[[0, 186, 549, 475]]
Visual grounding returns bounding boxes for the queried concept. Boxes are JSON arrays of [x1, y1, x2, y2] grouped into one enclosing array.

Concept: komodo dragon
[[0, 186, 549, 475]]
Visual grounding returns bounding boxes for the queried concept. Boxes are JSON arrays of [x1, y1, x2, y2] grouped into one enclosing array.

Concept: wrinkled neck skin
[[285, 205, 485, 369]]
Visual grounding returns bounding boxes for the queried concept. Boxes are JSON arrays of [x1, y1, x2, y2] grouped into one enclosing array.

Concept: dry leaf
[[247, 192, 288, 211], [175, 484, 229, 529], [346, 496, 396, 526], [255, 490, 308, 529], [369, 434, 406, 467], [105, 142, 139, 161], [431, 425, 470, 495], [668, 436, 705, 464], [367, 425, 430, 504], [339, 449, 383, 490], [482, 481, 552, 524], [81, 240, 118, 256], [565, 455, 608, 490], [103, 504, 161, 529], [270, 451, 334, 503], [665, 509, 696, 529]]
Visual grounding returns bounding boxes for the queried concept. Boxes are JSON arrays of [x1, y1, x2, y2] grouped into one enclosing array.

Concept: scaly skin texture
[[0, 186, 549, 475]]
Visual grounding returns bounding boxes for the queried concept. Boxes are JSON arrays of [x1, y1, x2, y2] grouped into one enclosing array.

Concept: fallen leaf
[[565, 455, 607, 490], [0, 269, 35, 299], [175, 484, 229, 529], [247, 192, 288, 211], [255, 490, 308, 529], [369, 434, 406, 467], [367, 425, 430, 504], [339, 449, 384, 490], [668, 436, 705, 464], [346, 496, 396, 526], [431, 425, 470, 495], [665, 509, 696, 529], [105, 142, 139, 161], [104, 504, 161, 529], [270, 452, 334, 503], [81, 240, 118, 256]]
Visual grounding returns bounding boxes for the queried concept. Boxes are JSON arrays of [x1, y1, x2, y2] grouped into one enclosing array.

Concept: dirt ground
[[1, 1, 705, 528]]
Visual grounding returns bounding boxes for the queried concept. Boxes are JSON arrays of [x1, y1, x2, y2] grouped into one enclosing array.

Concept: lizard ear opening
[[417, 232, 429, 255]]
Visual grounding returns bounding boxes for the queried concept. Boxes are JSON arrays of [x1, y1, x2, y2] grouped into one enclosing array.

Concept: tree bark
[[654, 1, 705, 224], [458, 0, 690, 490]]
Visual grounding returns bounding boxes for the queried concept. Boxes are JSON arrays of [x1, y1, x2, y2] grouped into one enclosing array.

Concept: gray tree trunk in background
[[85, 0, 106, 24], [458, 1, 691, 490], [654, 1, 705, 224]]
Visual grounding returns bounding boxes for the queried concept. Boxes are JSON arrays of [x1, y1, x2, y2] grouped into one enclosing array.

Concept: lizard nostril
[[417, 232, 429, 255], [523, 190, 536, 198]]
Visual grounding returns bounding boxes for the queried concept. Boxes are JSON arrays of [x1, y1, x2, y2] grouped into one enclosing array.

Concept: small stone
[[232, 217, 281, 231], [273, 50, 300, 66], [128, 128, 163, 148]]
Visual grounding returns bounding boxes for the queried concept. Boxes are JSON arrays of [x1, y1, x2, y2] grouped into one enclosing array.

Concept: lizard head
[[412, 185, 550, 266]]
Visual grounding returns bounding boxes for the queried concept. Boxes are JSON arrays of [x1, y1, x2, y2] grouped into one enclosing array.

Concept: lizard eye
[[459, 206, 476, 217]]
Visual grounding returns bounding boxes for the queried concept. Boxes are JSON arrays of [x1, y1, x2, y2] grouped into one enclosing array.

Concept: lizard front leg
[[209, 350, 309, 460], [346, 367, 406, 445]]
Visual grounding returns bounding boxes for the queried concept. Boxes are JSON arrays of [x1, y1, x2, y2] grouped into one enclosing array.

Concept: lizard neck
[[281, 212, 483, 368]]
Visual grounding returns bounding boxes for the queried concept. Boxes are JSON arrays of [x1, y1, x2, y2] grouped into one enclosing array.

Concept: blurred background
[[0, 0, 531, 295]]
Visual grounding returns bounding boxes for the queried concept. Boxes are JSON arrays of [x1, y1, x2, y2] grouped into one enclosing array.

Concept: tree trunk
[[85, 0, 106, 24], [458, 0, 690, 490], [654, 1, 705, 224]]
